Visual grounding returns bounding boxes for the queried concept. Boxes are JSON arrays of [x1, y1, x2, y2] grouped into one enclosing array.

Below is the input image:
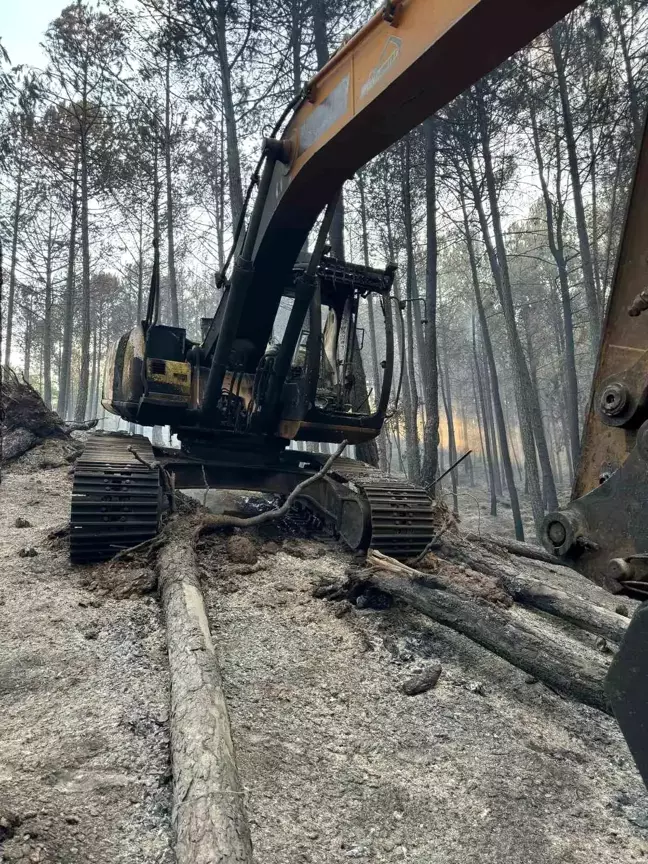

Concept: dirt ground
[[3, 448, 648, 864], [0, 462, 173, 864], [199, 529, 648, 864]]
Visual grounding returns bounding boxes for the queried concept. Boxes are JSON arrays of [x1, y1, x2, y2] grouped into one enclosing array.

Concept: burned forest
[[2, 1, 648, 863]]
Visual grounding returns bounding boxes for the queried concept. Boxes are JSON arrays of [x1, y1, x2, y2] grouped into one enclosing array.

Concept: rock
[[468, 681, 485, 696], [0, 811, 21, 842], [64, 815, 79, 825], [626, 808, 648, 830], [14, 517, 31, 528], [402, 662, 442, 696], [262, 541, 281, 555], [596, 636, 613, 654], [83, 628, 99, 640], [226, 535, 258, 565], [345, 846, 369, 858], [18, 546, 38, 558]]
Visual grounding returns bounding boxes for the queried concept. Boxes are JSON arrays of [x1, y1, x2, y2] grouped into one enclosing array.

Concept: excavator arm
[[202, 0, 581, 401]]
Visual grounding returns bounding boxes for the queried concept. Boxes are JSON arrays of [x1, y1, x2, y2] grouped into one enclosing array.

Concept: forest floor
[[0, 457, 173, 864], [197, 525, 648, 864], [2, 445, 648, 863], [443, 474, 573, 542]]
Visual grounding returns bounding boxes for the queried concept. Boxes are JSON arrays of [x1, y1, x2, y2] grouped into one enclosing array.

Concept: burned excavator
[[71, 0, 648, 784]]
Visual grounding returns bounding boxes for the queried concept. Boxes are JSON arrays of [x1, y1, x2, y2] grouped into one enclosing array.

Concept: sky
[[0, 0, 66, 70]]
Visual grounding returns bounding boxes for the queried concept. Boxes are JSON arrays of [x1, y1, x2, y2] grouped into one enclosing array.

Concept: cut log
[[158, 517, 253, 864], [496, 570, 628, 644], [364, 551, 611, 713], [465, 531, 562, 565], [435, 532, 635, 608]]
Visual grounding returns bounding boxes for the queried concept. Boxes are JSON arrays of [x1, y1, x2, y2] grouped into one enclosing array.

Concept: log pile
[[328, 534, 638, 715]]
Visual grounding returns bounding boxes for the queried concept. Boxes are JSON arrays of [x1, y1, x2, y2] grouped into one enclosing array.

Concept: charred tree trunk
[[473, 323, 497, 517], [57, 145, 79, 418], [439, 338, 458, 517], [476, 85, 558, 515], [75, 128, 92, 422], [4, 154, 23, 368], [529, 101, 581, 468], [550, 24, 600, 357], [460, 185, 523, 539], [358, 171, 387, 470], [216, 0, 244, 226], [43, 206, 54, 408], [421, 119, 440, 490], [165, 52, 179, 327]]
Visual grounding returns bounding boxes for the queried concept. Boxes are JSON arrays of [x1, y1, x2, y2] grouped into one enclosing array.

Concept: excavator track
[[70, 433, 162, 564], [325, 456, 437, 560]]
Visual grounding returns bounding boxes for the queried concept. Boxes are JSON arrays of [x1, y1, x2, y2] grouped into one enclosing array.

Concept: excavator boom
[[214, 0, 581, 377]]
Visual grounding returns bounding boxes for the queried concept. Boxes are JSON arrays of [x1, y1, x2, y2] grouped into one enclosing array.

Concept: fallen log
[[363, 551, 611, 713], [465, 532, 562, 565], [425, 535, 630, 643], [158, 517, 253, 864], [496, 570, 628, 644]]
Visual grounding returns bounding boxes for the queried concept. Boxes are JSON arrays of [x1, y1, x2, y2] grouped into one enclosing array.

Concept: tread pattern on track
[[70, 433, 161, 563]]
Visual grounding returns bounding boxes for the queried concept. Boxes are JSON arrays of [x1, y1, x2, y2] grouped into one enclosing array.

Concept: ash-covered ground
[[2, 444, 648, 864], [0, 457, 173, 864]]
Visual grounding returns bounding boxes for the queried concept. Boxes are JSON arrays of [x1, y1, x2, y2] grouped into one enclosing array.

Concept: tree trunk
[[550, 23, 600, 357], [23, 299, 32, 381], [613, 0, 641, 142], [474, 86, 558, 515], [358, 172, 387, 470], [137, 205, 144, 321], [460, 184, 523, 539], [165, 52, 179, 327], [216, 2, 244, 226], [359, 553, 611, 714], [4, 154, 23, 367], [75, 130, 92, 422], [43, 205, 54, 407], [158, 519, 253, 863], [473, 323, 497, 517], [438, 341, 458, 517], [421, 118, 440, 490], [460, 401, 474, 486], [57, 142, 80, 419], [529, 101, 581, 468], [470, 356, 490, 495]]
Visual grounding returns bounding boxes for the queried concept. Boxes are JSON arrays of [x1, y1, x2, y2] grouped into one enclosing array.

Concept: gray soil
[[4, 447, 648, 864], [0, 459, 173, 864], [199, 530, 648, 864]]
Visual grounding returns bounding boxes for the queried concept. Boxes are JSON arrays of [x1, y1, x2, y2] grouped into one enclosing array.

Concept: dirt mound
[[1, 368, 91, 469]]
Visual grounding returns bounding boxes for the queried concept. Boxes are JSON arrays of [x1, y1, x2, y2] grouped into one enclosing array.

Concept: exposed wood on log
[[434, 532, 639, 622], [496, 570, 628, 644], [465, 531, 562, 565], [158, 517, 253, 864], [415, 540, 628, 643], [363, 551, 611, 713]]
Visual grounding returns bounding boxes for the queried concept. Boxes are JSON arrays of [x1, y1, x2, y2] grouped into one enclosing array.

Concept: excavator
[[71, 0, 648, 786]]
